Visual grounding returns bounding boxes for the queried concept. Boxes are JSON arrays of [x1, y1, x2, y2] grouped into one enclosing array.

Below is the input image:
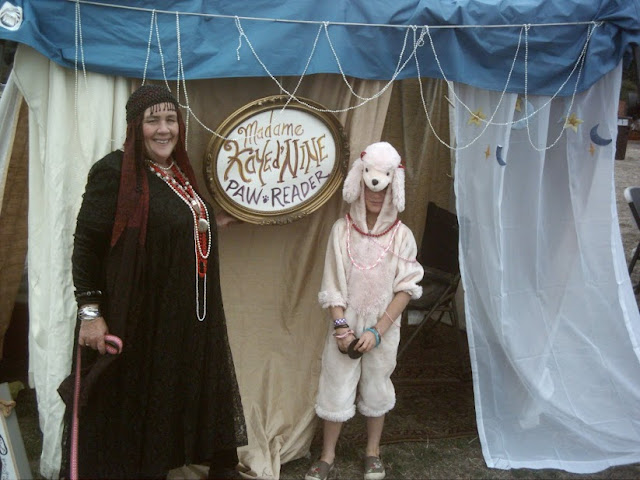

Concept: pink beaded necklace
[[345, 214, 403, 270]]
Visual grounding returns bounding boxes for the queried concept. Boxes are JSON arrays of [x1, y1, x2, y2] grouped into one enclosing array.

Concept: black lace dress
[[62, 151, 247, 479]]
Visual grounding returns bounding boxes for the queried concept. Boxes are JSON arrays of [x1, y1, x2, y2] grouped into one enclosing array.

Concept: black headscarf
[[112, 84, 201, 247]]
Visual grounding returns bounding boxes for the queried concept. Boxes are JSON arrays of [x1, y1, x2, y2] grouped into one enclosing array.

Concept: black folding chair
[[624, 186, 640, 293], [398, 202, 469, 378]]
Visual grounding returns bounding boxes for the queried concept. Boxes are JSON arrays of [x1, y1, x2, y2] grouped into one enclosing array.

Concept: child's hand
[[355, 330, 377, 353], [336, 331, 356, 353]]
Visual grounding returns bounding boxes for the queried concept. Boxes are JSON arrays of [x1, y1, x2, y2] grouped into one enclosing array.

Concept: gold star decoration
[[589, 143, 596, 155], [564, 112, 583, 132], [484, 145, 491, 159], [468, 109, 486, 126], [515, 97, 523, 112]]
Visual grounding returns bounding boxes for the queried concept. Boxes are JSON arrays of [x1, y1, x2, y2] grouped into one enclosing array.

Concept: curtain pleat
[[0, 77, 28, 359], [382, 77, 453, 238]]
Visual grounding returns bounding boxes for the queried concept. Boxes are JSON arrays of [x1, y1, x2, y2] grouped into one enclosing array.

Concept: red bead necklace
[[346, 213, 400, 237], [148, 160, 211, 321]]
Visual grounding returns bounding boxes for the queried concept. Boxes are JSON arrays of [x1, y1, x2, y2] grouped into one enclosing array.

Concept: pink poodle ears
[[342, 156, 365, 204], [392, 165, 405, 212]]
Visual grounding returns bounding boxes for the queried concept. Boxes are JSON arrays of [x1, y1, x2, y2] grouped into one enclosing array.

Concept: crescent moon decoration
[[512, 100, 535, 130], [496, 145, 506, 166], [589, 124, 612, 146]]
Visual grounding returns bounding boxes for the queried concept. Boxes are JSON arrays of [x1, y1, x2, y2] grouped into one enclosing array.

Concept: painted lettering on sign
[[216, 109, 336, 212], [204, 95, 348, 224]]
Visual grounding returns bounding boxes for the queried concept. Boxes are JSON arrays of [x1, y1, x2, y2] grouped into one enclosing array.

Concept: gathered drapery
[[454, 63, 640, 473], [0, 74, 28, 359]]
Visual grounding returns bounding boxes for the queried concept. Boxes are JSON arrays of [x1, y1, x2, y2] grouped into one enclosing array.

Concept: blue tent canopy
[[0, 0, 639, 96]]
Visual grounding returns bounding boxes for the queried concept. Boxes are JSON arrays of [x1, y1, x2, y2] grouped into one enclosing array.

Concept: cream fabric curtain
[[381, 77, 453, 233], [454, 63, 640, 473], [180, 75, 393, 479], [12, 45, 130, 478]]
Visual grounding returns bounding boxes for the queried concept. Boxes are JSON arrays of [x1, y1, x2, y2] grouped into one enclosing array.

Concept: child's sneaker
[[305, 459, 334, 480], [363, 456, 385, 480]]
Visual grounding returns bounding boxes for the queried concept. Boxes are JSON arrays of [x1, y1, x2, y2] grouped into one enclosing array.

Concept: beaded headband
[[125, 84, 179, 123]]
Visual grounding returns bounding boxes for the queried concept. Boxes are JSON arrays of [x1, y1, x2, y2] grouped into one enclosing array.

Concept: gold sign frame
[[203, 95, 349, 225]]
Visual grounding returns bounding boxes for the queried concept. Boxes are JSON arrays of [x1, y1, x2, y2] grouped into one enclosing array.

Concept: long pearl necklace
[[147, 161, 211, 321], [345, 214, 402, 270]]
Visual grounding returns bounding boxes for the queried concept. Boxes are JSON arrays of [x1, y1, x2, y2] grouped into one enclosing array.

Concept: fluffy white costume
[[316, 142, 424, 421]]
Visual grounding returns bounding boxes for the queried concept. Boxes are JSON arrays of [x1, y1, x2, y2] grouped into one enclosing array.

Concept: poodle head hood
[[342, 142, 405, 234]]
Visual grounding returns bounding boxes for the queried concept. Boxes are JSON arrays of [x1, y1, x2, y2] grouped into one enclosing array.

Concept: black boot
[[207, 449, 242, 479]]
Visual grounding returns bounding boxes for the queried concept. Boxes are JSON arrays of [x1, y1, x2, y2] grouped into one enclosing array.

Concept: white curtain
[[454, 62, 640, 473], [12, 45, 130, 478]]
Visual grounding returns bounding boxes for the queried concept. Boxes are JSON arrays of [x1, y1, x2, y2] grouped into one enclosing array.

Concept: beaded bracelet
[[75, 290, 103, 299], [333, 317, 348, 329], [364, 327, 381, 347], [333, 329, 354, 339]]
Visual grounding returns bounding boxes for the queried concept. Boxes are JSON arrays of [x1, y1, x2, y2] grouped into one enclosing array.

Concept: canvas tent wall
[[2, 1, 640, 479]]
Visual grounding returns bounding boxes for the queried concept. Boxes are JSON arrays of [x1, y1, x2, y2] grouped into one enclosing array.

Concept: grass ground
[[280, 436, 640, 479]]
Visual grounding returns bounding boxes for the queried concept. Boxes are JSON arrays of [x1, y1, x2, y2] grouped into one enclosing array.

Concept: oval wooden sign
[[204, 95, 349, 224]]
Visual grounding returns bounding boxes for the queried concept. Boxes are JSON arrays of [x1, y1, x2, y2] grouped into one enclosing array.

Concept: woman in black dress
[[59, 84, 247, 479]]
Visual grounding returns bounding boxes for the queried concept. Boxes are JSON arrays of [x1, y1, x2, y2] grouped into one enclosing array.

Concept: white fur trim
[[318, 290, 346, 309], [357, 398, 396, 418], [398, 284, 423, 300], [315, 404, 356, 422], [392, 167, 405, 212], [343, 159, 364, 203]]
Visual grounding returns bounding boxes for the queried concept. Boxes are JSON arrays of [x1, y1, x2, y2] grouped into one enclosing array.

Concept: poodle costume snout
[[343, 141, 405, 212], [315, 141, 424, 423]]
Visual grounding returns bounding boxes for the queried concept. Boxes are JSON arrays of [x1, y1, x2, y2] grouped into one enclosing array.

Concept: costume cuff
[[315, 404, 356, 423], [394, 284, 422, 300], [318, 290, 346, 309]]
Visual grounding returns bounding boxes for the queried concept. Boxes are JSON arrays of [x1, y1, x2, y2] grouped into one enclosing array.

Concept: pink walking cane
[[70, 334, 123, 480]]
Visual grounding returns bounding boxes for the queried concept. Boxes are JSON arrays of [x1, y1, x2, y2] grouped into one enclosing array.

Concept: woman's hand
[[79, 317, 109, 355], [215, 210, 241, 228], [355, 330, 377, 353]]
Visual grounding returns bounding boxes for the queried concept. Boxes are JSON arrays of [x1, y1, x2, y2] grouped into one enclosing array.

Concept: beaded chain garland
[[147, 160, 211, 321], [345, 214, 403, 270]]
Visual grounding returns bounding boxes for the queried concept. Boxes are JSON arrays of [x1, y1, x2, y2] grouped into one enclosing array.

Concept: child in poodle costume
[[306, 142, 424, 480]]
